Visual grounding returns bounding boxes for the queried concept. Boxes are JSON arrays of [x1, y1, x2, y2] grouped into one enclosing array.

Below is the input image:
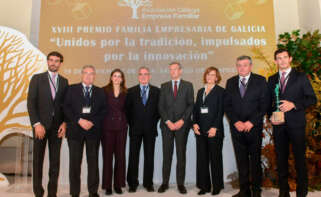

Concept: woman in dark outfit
[[101, 69, 128, 195], [193, 67, 225, 195]]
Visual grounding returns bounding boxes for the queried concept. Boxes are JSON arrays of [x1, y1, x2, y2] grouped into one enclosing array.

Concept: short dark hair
[[169, 62, 182, 69], [47, 51, 63, 63], [274, 48, 291, 60], [236, 55, 252, 65]]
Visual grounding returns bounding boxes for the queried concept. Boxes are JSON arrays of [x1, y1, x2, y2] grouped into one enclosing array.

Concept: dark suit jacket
[[102, 89, 127, 131], [27, 71, 69, 130], [224, 73, 269, 127], [193, 85, 225, 138], [158, 79, 194, 130], [64, 83, 107, 140], [125, 84, 160, 137], [268, 69, 316, 127]]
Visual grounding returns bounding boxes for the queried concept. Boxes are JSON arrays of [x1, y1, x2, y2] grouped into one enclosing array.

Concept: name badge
[[82, 107, 91, 114], [201, 107, 209, 114]]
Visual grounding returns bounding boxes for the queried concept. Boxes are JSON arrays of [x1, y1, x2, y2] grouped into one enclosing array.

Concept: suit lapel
[[282, 69, 296, 95], [233, 77, 242, 99], [42, 72, 54, 104], [242, 74, 253, 98]]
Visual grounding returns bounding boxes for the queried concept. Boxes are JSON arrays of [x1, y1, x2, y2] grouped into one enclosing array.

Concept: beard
[[48, 64, 58, 72]]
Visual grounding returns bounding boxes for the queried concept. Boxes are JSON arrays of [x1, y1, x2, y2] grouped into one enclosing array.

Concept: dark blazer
[[125, 84, 160, 136], [27, 71, 68, 129], [268, 69, 317, 127], [158, 79, 194, 130], [193, 85, 225, 138], [102, 89, 127, 131], [64, 83, 107, 139], [224, 73, 269, 127]]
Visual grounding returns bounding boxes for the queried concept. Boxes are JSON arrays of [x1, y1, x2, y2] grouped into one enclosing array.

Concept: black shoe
[[198, 189, 207, 195], [128, 186, 137, 193], [145, 185, 155, 192], [158, 184, 169, 193], [178, 185, 187, 194], [212, 188, 221, 195], [278, 190, 290, 197], [114, 187, 123, 194], [105, 189, 112, 195], [89, 193, 99, 197]]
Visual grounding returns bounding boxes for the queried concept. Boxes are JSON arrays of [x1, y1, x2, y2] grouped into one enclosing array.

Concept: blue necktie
[[142, 86, 147, 106]]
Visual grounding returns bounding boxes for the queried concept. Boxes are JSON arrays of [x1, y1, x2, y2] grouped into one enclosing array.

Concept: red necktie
[[280, 72, 286, 93], [174, 81, 178, 98]]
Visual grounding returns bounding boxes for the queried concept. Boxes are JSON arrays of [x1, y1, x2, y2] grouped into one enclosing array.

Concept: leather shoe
[[198, 189, 207, 195], [145, 185, 155, 192], [128, 186, 137, 193], [158, 184, 169, 193], [89, 193, 99, 197], [278, 190, 290, 197], [114, 187, 123, 194], [105, 189, 112, 195], [178, 185, 187, 194], [212, 188, 222, 195]]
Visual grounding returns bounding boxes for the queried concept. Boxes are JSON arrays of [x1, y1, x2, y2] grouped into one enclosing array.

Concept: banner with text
[[39, 0, 276, 88]]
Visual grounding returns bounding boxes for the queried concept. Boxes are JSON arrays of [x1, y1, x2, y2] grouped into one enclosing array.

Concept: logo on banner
[[118, 0, 152, 19]]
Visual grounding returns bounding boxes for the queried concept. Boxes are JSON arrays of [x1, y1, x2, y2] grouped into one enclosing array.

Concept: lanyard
[[48, 73, 59, 93]]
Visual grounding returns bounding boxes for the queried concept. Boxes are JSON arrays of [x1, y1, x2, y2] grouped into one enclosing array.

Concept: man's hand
[[166, 120, 176, 131], [34, 124, 46, 139], [234, 121, 245, 132], [243, 121, 254, 132], [174, 119, 184, 130], [58, 122, 66, 138], [78, 118, 94, 131], [193, 124, 201, 135], [208, 128, 217, 138], [279, 100, 295, 112]]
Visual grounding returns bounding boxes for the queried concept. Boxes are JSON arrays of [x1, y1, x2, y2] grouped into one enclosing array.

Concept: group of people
[[27, 49, 316, 197]]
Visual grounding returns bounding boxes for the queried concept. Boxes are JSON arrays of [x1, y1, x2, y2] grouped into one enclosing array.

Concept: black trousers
[[68, 137, 100, 196], [161, 127, 189, 186], [230, 126, 262, 192], [196, 135, 224, 191], [273, 124, 308, 196], [127, 132, 156, 188], [33, 122, 62, 197]]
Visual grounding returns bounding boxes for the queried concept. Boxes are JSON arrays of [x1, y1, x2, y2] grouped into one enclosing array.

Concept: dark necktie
[[240, 77, 246, 98], [280, 72, 286, 93], [142, 86, 147, 106], [173, 81, 178, 98], [85, 86, 90, 105]]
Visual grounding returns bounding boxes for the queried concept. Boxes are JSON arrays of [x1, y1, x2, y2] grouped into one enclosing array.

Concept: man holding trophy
[[268, 49, 317, 197]]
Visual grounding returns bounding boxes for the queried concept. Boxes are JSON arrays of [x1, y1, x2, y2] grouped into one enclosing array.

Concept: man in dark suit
[[158, 62, 194, 194], [126, 66, 160, 193], [225, 56, 269, 197], [64, 65, 107, 197], [27, 51, 69, 197], [268, 49, 316, 197]]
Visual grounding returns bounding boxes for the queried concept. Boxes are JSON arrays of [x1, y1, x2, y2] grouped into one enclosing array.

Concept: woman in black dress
[[193, 67, 225, 195]]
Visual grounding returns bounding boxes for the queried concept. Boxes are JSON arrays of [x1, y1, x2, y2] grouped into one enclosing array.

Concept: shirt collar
[[48, 70, 58, 78], [279, 67, 292, 77], [140, 83, 149, 89], [172, 78, 181, 84], [82, 83, 93, 89], [239, 73, 251, 82]]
